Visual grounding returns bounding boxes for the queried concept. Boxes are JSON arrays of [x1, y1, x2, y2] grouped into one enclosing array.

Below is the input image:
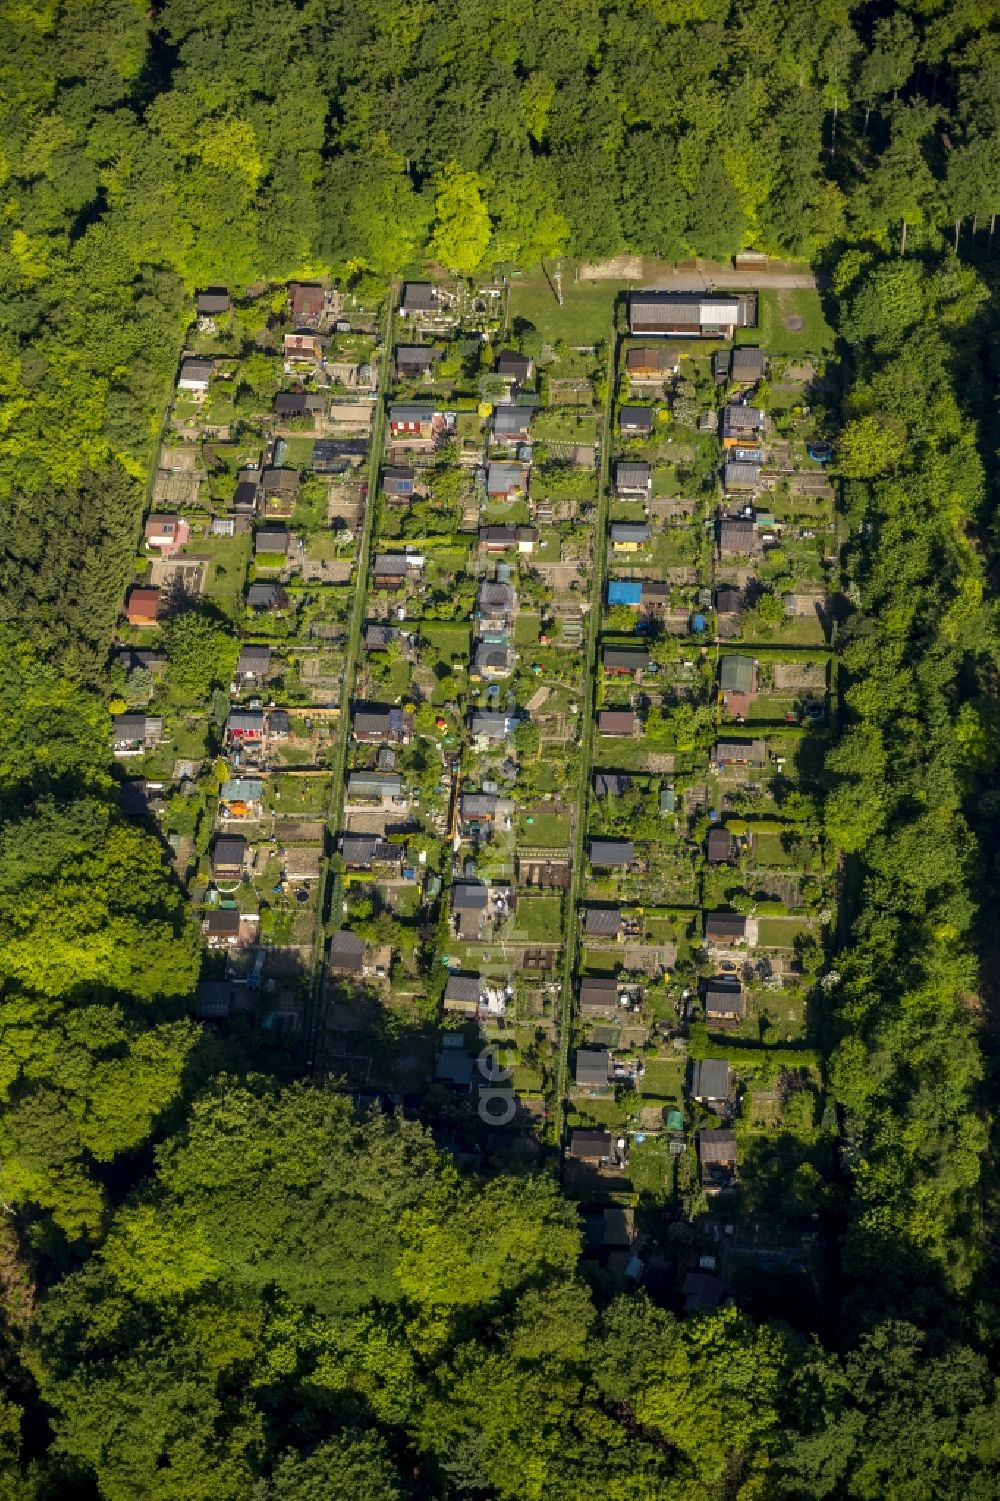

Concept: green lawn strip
[[518, 811, 570, 849], [756, 915, 813, 947], [508, 269, 618, 345], [514, 612, 540, 647], [638, 1057, 686, 1103], [510, 895, 565, 944], [735, 289, 835, 359]]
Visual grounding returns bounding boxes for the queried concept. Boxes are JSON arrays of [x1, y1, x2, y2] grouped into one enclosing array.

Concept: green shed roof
[[719, 655, 755, 692]]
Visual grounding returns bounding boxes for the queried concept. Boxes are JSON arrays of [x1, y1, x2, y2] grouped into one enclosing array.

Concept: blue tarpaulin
[[608, 580, 642, 606]]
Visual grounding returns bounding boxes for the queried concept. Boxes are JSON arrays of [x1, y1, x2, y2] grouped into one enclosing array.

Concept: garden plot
[[152, 469, 203, 506], [770, 660, 828, 695], [149, 555, 208, 596], [534, 560, 586, 592]]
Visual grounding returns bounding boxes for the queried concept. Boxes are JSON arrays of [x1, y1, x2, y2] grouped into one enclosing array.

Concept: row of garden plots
[[319, 278, 612, 1152], [110, 280, 384, 1039], [565, 292, 840, 1314]]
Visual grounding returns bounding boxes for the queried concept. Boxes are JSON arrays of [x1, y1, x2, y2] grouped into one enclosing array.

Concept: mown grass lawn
[[514, 612, 540, 647], [628, 1138, 674, 1199], [283, 435, 315, 468], [581, 946, 619, 974], [508, 268, 617, 345], [639, 1056, 686, 1105], [737, 289, 835, 359], [756, 915, 812, 948], [512, 895, 564, 943], [419, 621, 471, 668], [518, 811, 570, 848]]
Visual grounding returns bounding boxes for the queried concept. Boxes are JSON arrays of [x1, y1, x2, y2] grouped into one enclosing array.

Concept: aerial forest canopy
[[0, 0, 999, 1496]]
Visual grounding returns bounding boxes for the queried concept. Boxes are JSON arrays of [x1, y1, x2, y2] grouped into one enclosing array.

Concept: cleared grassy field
[[756, 915, 812, 948], [514, 611, 540, 647], [283, 435, 315, 468], [508, 267, 617, 345], [736, 289, 835, 359], [512, 894, 564, 943], [518, 811, 571, 849], [639, 1056, 686, 1104], [419, 621, 471, 667]]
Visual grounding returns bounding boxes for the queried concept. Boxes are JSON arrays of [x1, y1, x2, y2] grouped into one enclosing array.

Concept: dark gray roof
[[631, 295, 701, 327], [610, 523, 651, 542], [474, 643, 512, 673], [452, 881, 488, 911], [620, 404, 654, 430], [705, 986, 747, 1018], [707, 826, 734, 863], [372, 553, 410, 575], [365, 624, 397, 650], [692, 1058, 731, 1101], [487, 461, 527, 492], [470, 711, 509, 738], [585, 906, 622, 936], [714, 737, 766, 765], [683, 1271, 725, 1310], [575, 1049, 611, 1087], [615, 460, 651, 491], [354, 707, 395, 736], [705, 911, 747, 939], [329, 929, 365, 971], [603, 647, 650, 671], [698, 1128, 737, 1162], [401, 282, 437, 311], [444, 973, 481, 1003], [478, 579, 515, 611], [494, 405, 532, 435], [340, 835, 398, 866], [629, 292, 742, 330], [205, 907, 241, 935], [246, 581, 288, 609], [112, 713, 147, 739], [274, 392, 307, 415], [213, 834, 247, 867], [389, 403, 435, 422], [722, 461, 761, 491], [227, 710, 265, 733], [436, 1051, 475, 1085], [496, 350, 531, 378], [461, 792, 497, 818], [580, 976, 619, 1011], [718, 518, 755, 553], [238, 645, 271, 674], [383, 465, 414, 494], [194, 980, 235, 1017], [255, 528, 290, 553], [347, 771, 403, 798], [594, 772, 630, 797], [261, 467, 299, 493], [396, 344, 443, 369], [589, 840, 634, 867], [568, 1129, 612, 1158], [723, 404, 764, 437], [312, 438, 367, 468], [731, 346, 766, 377], [715, 584, 745, 612], [179, 357, 212, 381], [196, 289, 230, 314]]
